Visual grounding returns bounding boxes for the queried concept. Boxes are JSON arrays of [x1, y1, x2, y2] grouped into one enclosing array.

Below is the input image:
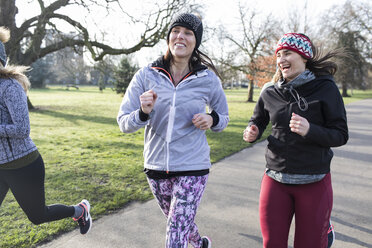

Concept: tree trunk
[[0, 0, 17, 29], [342, 83, 350, 97], [27, 96, 35, 110], [247, 79, 254, 102]]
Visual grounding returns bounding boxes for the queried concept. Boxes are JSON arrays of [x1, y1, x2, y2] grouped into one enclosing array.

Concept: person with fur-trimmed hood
[[0, 27, 92, 235]]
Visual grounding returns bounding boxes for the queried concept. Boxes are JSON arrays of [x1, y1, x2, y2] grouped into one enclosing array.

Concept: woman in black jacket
[[243, 33, 348, 248]]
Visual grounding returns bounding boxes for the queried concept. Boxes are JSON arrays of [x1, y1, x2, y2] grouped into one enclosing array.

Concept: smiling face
[[168, 26, 196, 61], [276, 49, 307, 82]]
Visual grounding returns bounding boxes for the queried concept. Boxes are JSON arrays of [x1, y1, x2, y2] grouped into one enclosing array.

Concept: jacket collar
[[277, 70, 315, 89], [150, 56, 207, 83], [275, 72, 335, 112]]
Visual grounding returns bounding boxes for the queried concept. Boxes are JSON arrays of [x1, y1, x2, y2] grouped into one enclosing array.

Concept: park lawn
[[0, 86, 371, 247]]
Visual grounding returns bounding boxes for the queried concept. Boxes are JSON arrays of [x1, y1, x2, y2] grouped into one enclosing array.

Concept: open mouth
[[175, 43, 186, 48], [281, 65, 290, 72]]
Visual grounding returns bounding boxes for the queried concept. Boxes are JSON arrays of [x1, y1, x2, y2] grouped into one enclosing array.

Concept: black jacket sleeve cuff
[[208, 110, 219, 127], [139, 108, 150, 121]]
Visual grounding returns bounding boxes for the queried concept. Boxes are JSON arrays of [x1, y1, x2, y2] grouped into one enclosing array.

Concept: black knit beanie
[[167, 13, 203, 50]]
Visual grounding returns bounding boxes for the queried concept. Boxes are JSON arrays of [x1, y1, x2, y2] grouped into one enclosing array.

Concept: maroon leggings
[[259, 173, 332, 248]]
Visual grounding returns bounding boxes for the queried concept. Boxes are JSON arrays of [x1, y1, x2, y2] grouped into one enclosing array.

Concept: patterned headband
[[275, 33, 313, 59]]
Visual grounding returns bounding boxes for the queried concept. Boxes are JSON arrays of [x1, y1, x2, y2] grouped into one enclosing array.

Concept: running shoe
[[73, 199, 92, 235], [201, 236, 211, 248], [327, 221, 335, 248]]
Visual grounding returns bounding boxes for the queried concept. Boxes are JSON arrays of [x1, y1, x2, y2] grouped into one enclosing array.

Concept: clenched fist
[[243, 124, 259, 142], [140, 90, 157, 114], [192, 113, 213, 130], [289, 112, 309, 136]]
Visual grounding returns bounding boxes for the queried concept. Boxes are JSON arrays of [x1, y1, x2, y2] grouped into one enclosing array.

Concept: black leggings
[[0, 155, 74, 225]]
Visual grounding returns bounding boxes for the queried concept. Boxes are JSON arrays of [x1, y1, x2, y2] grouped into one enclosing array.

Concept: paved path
[[39, 99, 372, 248]]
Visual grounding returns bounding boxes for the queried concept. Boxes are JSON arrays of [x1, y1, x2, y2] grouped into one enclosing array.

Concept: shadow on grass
[[30, 87, 107, 94], [34, 109, 116, 125]]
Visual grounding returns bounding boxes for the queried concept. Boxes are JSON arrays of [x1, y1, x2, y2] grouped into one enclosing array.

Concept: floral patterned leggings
[[147, 175, 208, 248]]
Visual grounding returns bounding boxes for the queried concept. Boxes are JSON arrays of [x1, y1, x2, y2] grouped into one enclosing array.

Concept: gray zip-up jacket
[[0, 78, 37, 165], [117, 62, 229, 172]]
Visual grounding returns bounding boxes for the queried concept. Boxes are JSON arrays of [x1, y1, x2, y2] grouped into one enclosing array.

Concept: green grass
[[0, 86, 371, 247], [341, 90, 372, 105]]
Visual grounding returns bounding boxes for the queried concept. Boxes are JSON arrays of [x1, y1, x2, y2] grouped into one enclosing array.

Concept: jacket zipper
[[165, 91, 177, 173], [153, 67, 197, 174], [6, 137, 13, 155]]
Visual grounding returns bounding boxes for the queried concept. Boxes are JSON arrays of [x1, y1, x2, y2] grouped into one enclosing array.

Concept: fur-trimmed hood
[[0, 65, 30, 92]]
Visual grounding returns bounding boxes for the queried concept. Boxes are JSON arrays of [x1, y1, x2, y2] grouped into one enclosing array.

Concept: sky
[[203, 0, 344, 26], [16, 0, 350, 66]]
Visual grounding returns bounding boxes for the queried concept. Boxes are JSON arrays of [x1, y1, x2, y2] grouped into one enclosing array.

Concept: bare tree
[[223, 3, 279, 102], [53, 47, 88, 85], [281, 0, 310, 34], [208, 25, 241, 89], [1, 0, 190, 66], [0, 0, 191, 108], [318, 0, 372, 95], [215, 53, 241, 89]]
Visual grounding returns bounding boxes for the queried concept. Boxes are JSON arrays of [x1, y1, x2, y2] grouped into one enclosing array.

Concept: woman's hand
[[289, 112, 309, 136], [243, 125, 259, 142], [140, 90, 157, 114], [192, 113, 213, 130]]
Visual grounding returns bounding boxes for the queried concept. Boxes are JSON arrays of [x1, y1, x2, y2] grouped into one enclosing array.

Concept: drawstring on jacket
[[277, 70, 314, 112], [288, 86, 308, 111]]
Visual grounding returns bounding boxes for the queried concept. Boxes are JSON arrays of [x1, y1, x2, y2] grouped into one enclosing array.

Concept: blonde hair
[[0, 26, 31, 92]]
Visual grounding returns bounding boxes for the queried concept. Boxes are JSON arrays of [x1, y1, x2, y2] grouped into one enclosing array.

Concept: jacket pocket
[[266, 135, 286, 167], [267, 135, 285, 152], [293, 100, 324, 125]]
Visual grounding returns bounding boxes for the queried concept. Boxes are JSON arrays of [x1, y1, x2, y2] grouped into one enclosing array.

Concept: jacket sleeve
[[248, 93, 270, 143], [117, 68, 149, 133], [0, 82, 30, 138], [304, 82, 348, 147], [208, 73, 229, 132]]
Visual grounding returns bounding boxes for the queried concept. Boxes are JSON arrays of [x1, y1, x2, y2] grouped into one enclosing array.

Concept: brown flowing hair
[[164, 48, 221, 79], [273, 33, 347, 82]]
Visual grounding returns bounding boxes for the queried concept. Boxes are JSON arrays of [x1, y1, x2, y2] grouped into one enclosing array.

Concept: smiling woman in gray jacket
[[0, 27, 91, 235], [117, 13, 229, 248]]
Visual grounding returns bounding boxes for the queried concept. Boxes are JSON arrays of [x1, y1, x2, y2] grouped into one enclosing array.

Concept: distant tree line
[[26, 39, 138, 96], [211, 0, 371, 101], [0, 0, 370, 105], [0, 0, 193, 108]]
